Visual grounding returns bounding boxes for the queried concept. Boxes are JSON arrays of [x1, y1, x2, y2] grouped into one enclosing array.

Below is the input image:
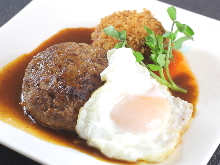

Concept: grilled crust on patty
[[21, 42, 108, 131]]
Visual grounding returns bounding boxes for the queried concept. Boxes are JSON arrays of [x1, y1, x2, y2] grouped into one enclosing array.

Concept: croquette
[[91, 9, 166, 63]]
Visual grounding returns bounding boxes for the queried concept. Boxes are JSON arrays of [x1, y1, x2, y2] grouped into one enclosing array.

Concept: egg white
[[76, 48, 193, 162]]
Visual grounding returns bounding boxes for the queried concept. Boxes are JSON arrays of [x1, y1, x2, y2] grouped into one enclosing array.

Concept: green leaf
[[145, 26, 157, 43], [147, 64, 162, 71], [183, 25, 194, 37], [146, 36, 156, 44], [175, 21, 187, 33], [175, 22, 194, 39], [162, 31, 171, 38], [167, 6, 176, 21], [133, 51, 144, 62], [119, 30, 127, 41], [173, 36, 190, 49], [157, 54, 166, 67], [104, 25, 128, 48], [144, 25, 153, 35], [150, 54, 157, 63], [162, 31, 178, 41], [103, 25, 126, 42], [156, 35, 164, 54], [114, 42, 124, 49], [146, 35, 157, 45], [145, 41, 155, 49], [151, 50, 157, 55], [104, 25, 119, 38], [145, 27, 158, 51]]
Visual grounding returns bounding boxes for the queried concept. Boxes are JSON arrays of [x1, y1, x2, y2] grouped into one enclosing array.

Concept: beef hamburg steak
[[21, 42, 108, 131]]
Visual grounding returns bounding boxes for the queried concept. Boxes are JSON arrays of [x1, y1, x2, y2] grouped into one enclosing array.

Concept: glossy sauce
[[169, 49, 198, 116], [0, 28, 198, 164]]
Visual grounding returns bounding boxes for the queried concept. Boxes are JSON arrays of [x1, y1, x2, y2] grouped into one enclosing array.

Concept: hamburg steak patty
[[21, 42, 108, 131]]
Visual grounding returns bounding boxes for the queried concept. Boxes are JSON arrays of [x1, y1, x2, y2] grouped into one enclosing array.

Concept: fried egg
[[76, 48, 193, 162]]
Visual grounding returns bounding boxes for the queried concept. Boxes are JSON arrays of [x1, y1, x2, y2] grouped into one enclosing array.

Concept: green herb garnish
[[103, 6, 194, 93], [103, 25, 127, 48]]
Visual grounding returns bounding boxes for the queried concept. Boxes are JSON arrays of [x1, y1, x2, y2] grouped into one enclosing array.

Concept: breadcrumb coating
[[91, 9, 166, 63]]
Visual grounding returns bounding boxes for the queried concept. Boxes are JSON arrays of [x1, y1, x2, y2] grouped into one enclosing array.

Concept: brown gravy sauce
[[0, 28, 198, 164]]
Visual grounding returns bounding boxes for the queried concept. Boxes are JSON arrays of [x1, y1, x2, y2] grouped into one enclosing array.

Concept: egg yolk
[[110, 85, 170, 135]]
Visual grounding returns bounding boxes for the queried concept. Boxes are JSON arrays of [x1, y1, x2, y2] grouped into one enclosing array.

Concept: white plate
[[0, 0, 220, 165]]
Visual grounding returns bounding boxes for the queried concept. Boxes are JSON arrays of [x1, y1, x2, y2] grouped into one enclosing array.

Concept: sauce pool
[[0, 28, 198, 164]]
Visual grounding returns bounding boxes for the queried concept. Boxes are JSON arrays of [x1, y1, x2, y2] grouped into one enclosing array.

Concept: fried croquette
[[91, 9, 166, 63]]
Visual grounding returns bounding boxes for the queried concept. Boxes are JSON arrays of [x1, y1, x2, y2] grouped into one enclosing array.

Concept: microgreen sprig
[[103, 6, 194, 93], [144, 6, 194, 93]]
